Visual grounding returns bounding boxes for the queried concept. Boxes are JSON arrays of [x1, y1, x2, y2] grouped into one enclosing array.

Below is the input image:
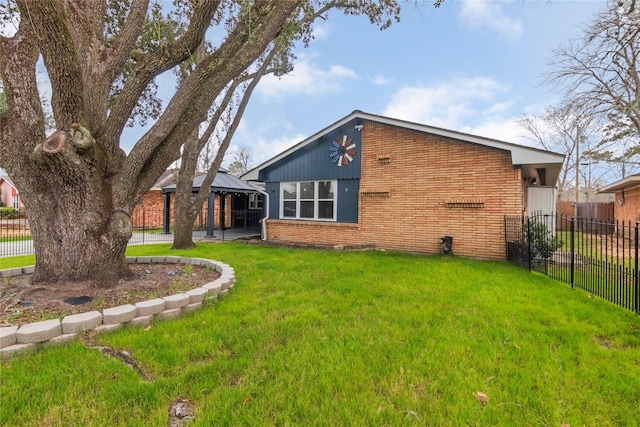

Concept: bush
[[518, 218, 562, 259], [0, 206, 18, 219]]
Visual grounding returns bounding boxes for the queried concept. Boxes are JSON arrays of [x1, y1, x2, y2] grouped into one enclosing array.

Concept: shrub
[[518, 218, 562, 259], [0, 206, 18, 219]]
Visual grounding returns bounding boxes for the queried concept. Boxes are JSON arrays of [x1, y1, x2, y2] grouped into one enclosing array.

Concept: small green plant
[[518, 218, 562, 259], [182, 264, 193, 275]]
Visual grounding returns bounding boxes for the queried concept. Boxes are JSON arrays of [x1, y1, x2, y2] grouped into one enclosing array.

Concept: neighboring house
[[132, 168, 180, 228], [0, 174, 24, 213], [598, 174, 640, 225], [242, 111, 565, 259]]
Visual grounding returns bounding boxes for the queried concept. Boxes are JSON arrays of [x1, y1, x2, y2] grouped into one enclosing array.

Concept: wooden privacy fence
[[556, 201, 614, 220]]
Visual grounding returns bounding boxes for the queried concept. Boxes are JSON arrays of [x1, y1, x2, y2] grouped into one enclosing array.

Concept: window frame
[[280, 180, 337, 221], [248, 193, 263, 210]]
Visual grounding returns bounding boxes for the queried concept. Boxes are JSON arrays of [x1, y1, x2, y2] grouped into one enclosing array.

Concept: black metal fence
[[1, 208, 262, 258], [505, 214, 640, 314]]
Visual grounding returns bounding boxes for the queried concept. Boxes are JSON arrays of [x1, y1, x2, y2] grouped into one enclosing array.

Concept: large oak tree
[[0, 0, 403, 286]]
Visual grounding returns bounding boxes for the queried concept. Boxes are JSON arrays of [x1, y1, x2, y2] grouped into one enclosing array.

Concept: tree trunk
[[29, 200, 132, 286], [22, 140, 133, 286], [172, 189, 198, 250], [171, 127, 201, 250]]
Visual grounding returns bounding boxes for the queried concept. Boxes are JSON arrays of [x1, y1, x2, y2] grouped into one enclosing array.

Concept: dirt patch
[[0, 263, 220, 327]]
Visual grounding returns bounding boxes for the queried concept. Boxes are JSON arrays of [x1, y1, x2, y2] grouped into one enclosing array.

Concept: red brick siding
[[132, 190, 231, 229], [267, 220, 360, 245], [265, 121, 524, 259], [614, 186, 640, 225]]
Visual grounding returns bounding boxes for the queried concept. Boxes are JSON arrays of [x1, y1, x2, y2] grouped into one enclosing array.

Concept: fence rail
[[505, 214, 640, 314], [1, 208, 262, 258]]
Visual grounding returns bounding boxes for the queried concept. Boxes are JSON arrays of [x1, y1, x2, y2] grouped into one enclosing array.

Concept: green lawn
[[1, 243, 639, 426]]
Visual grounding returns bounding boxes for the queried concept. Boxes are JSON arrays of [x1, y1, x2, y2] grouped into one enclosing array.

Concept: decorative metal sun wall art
[[329, 135, 357, 167]]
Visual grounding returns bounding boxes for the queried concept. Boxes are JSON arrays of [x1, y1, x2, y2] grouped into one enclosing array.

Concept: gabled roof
[[598, 174, 640, 193], [151, 169, 180, 189], [162, 169, 258, 194], [0, 174, 18, 192], [242, 110, 565, 183]]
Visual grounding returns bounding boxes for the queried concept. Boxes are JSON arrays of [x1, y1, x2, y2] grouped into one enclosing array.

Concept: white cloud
[[257, 55, 359, 99], [465, 119, 527, 146], [370, 74, 392, 85], [0, 16, 19, 37], [382, 76, 533, 144], [459, 0, 523, 40], [232, 117, 307, 165], [383, 76, 510, 129]]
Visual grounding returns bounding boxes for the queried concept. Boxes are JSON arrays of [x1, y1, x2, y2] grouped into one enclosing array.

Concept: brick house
[[242, 111, 565, 259], [599, 174, 640, 226], [0, 174, 24, 213], [132, 168, 180, 228]]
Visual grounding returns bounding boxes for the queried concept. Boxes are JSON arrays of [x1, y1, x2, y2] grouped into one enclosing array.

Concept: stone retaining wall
[[0, 257, 235, 360]]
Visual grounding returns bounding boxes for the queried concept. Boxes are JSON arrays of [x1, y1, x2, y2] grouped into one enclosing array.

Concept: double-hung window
[[281, 181, 336, 221]]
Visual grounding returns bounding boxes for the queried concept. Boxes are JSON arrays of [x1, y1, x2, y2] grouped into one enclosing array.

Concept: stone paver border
[[0, 257, 235, 360]]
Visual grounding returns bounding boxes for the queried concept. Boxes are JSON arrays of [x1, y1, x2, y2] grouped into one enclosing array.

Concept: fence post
[[570, 217, 575, 289], [527, 216, 532, 272], [635, 222, 639, 315]]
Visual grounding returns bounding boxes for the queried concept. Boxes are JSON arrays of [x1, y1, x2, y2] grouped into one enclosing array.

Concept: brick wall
[[615, 186, 640, 225], [132, 190, 231, 229], [266, 121, 524, 259]]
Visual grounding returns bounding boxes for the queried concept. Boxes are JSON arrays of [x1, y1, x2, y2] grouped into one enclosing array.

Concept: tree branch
[[116, 1, 301, 207], [105, 0, 150, 83], [16, 0, 86, 128], [189, 46, 279, 218], [105, 0, 220, 142]]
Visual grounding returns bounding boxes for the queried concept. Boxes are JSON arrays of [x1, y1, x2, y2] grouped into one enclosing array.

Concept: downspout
[[259, 188, 269, 241]]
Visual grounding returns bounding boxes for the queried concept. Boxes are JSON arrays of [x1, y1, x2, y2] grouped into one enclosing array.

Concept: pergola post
[[162, 192, 171, 234], [205, 191, 215, 238]]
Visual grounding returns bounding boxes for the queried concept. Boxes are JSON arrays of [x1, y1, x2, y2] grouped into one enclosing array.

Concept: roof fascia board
[[360, 112, 565, 165], [599, 175, 640, 193], [241, 110, 565, 181]]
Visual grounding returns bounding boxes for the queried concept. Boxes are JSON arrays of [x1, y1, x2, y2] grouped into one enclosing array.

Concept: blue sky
[[209, 0, 607, 167], [2, 1, 607, 169]]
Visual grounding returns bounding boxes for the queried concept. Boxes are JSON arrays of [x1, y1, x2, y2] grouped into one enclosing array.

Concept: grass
[[1, 243, 639, 426], [556, 230, 637, 267], [0, 236, 32, 243]]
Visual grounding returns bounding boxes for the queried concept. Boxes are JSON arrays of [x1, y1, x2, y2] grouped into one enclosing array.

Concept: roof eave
[[241, 110, 566, 182], [598, 176, 640, 193]]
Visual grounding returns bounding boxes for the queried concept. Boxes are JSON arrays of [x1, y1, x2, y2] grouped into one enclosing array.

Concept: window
[[280, 181, 336, 221], [13, 195, 19, 210], [249, 193, 263, 210]]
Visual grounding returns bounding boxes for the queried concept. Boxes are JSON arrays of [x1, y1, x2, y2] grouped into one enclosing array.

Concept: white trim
[[279, 180, 337, 221], [599, 174, 640, 193]]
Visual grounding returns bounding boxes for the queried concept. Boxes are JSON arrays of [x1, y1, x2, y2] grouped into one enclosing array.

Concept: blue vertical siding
[[262, 119, 362, 224]]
